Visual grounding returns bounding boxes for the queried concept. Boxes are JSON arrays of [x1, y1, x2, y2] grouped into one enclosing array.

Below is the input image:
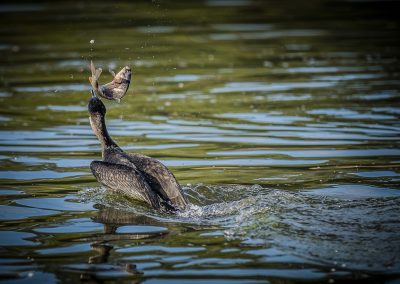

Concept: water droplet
[[263, 61, 273, 67], [11, 45, 20, 52]]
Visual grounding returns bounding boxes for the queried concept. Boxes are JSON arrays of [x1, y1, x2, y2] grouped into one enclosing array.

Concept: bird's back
[[126, 152, 188, 210]]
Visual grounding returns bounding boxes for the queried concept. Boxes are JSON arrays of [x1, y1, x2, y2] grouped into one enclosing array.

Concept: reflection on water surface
[[1, 0, 400, 283]]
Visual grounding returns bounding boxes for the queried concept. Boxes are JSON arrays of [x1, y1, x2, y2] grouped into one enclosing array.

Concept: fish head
[[115, 66, 131, 83]]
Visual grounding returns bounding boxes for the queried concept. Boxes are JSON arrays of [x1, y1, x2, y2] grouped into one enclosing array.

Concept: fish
[[89, 60, 131, 102]]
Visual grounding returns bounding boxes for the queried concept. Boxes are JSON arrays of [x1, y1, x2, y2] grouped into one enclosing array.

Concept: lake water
[[1, 0, 400, 283]]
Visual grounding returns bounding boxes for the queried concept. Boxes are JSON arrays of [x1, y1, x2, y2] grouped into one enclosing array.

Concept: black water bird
[[88, 91, 188, 211]]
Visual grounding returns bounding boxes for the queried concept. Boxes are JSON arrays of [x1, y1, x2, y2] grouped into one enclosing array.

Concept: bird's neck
[[89, 113, 118, 150]]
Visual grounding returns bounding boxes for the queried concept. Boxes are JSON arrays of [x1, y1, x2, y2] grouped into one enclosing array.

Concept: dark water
[[1, 0, 400, 283]]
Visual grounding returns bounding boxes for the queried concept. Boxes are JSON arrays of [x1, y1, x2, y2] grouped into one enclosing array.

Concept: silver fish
[[89, 60, 131, 102]]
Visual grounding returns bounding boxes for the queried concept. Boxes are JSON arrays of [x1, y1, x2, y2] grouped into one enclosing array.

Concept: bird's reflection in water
[[76, 206, 166, 283]]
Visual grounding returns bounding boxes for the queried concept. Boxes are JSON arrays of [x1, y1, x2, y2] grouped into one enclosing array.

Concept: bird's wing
[[125, 153, 188, 210], [90, 160, 161, 209]]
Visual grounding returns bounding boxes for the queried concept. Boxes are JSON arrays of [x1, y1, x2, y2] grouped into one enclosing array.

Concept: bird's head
[[88, 90, 106, 116]]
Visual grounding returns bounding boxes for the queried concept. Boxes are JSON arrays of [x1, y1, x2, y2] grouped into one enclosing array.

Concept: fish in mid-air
[[89, 60, 131, 102]]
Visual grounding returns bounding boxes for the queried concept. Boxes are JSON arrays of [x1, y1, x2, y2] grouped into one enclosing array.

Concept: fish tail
[[89, 60, 102, 93], [88, 76, 97, 91], [90, 60, 96, 78]]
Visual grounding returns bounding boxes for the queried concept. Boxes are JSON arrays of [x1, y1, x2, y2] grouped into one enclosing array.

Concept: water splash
[[79, 184, 400, 272]]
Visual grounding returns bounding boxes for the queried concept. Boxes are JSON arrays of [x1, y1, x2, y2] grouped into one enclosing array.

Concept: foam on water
[[79, 183, 400, 272]]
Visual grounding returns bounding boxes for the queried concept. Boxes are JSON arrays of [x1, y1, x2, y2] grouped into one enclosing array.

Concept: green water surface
[[1, 0, 400, 283]]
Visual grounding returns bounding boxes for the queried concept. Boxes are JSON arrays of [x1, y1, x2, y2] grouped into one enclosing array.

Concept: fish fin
[[109, 69, 116, 77], [95, 67, 102, 80]]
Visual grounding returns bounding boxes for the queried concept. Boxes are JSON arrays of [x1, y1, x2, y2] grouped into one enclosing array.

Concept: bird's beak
[[91, 89, 97, 98]]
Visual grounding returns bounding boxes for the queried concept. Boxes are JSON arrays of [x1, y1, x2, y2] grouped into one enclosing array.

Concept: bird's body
[[88, 94, 188, 211]]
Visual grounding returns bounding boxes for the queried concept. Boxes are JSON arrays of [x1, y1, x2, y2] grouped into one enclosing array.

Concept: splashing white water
[[79, 184, 400, 272]]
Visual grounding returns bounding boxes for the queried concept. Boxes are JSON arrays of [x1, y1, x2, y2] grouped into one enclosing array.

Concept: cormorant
[[88, 91, 188, 211]]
